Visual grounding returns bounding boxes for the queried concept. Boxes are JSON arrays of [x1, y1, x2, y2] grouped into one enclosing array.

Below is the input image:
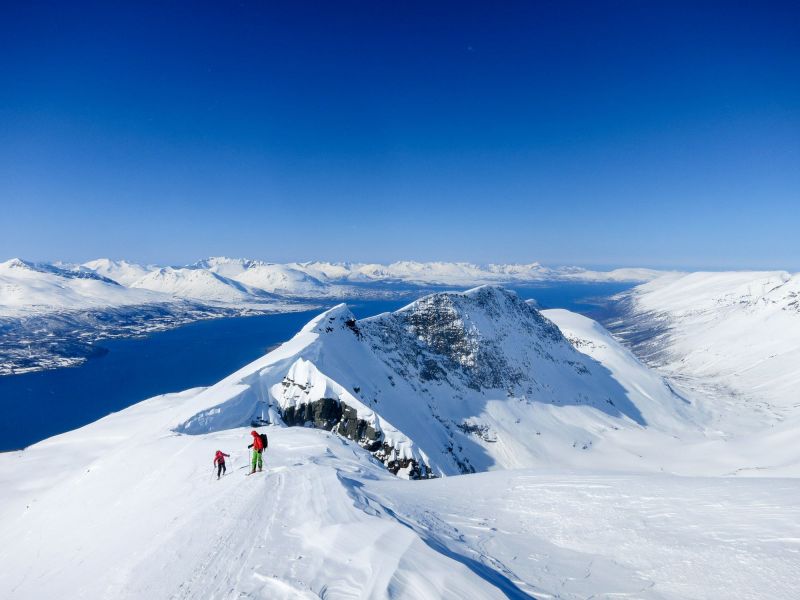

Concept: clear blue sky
[[1, 1, 798, 269]]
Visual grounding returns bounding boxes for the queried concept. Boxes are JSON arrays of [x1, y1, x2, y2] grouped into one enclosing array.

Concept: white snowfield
[[2, 285, 799, 598]]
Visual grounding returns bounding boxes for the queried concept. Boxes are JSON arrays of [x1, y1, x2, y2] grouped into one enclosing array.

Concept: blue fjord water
[[0, 283, 632, 451]]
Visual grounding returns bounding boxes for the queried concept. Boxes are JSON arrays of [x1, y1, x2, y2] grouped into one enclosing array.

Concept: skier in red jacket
[[248, 430, 264, 474], [213, 450, 230, 479]]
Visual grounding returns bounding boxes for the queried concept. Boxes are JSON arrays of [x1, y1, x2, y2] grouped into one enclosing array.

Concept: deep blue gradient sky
[[2, 1, 798, 269]]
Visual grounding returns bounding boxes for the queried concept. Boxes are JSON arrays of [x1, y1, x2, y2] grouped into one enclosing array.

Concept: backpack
[[259, 433, 269, 450]]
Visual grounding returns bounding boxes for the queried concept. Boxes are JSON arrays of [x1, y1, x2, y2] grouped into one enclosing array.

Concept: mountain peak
[[0, 258, 32, 270], [302, 303, 357, 335]]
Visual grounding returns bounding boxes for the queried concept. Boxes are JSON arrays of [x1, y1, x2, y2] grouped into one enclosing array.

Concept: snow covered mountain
[[198, 257, 335, 297], [290, 260, 666, 285], [2, 285, 798, 599], [171, 286, 737, 478], [69, 256, 668, 297], [129, 266, 281, 305], [607, 270, 800, 430], [0, 257, 166, 317], [0, 259, 309, 375], [81, 258, 156, 286]]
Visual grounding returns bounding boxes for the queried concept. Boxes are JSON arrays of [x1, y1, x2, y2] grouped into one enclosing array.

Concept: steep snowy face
[[609, 271, 800, 425], [174, 286, 692, 477]]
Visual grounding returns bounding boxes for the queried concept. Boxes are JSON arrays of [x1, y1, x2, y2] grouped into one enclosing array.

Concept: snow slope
[[0, 258, 169, 317], [609, 271, 800, 428], [1, 388, 797, 599]]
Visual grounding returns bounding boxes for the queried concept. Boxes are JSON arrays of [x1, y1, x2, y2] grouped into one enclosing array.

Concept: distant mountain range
[[1, 256, 669, 313], [0, 256, 668, 319]]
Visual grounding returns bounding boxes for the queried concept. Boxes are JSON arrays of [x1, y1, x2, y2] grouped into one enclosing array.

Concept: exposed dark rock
[[345, 318, 362, 338], [278, 398, 432, 479], [281, 397, 342, 430]]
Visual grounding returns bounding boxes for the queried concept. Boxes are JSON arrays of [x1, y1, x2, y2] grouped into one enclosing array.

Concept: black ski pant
[[217, 462, 226, 477]]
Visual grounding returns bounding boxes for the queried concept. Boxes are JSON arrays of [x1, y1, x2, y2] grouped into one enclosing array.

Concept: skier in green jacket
[[247, 430, 265, 474]]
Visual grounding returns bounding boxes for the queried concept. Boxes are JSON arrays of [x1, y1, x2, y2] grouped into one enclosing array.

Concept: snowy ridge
[[231, 263, 333, 297]]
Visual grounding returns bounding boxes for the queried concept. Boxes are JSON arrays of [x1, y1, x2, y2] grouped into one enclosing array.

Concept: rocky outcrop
[[279, 396, 432, 479], [272, 360, 433, 479]]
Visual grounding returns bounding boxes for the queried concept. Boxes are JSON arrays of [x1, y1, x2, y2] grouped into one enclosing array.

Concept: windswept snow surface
[[0, 389, 797, 600]]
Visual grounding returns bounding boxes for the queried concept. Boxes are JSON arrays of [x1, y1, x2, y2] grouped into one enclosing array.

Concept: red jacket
[[250, 430, 264, 451], [214, 451, 229, 465]]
